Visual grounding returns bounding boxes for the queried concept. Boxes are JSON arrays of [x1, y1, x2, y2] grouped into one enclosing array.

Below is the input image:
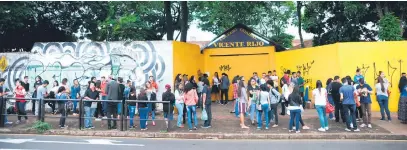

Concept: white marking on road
[[85, 139, 122, 145], [0, 139, 34, 144]]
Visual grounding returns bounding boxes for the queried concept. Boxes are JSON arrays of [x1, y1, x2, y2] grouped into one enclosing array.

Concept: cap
[[165, 84, 171, 89]]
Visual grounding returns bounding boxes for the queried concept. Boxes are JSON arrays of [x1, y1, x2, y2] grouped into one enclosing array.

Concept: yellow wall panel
[[172, 41, 203, 84], [337, 41, 407, 111]]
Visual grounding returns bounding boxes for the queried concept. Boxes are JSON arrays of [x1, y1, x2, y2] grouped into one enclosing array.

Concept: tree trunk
[[164, 1, 174, 40], [297, 1, 305, 48], [180, 1, 188, 42], [375, 1, 383, 19], [400, 13, 405, 36]]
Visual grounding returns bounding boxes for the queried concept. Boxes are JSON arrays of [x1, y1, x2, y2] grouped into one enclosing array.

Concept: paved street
[[0, 134, 406, 150]]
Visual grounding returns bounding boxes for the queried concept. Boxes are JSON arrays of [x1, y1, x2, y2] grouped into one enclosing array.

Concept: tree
[[0, 1, 108, 52], [191, 1, 295, 48], [378, 13, 403, 41], [164, 1, 174, 40], [296, 1, 305, 48], [373, 1, 406, 37], [180, 1, 188, 42]]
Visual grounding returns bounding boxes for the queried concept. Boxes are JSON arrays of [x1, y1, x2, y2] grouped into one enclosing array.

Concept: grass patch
[[31, 121, 52, 133]]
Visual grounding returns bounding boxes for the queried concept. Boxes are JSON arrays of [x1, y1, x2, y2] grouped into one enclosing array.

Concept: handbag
[[354, 92, 361, 107], [201, 108, 208, 120], [326, 100, 335, 113]]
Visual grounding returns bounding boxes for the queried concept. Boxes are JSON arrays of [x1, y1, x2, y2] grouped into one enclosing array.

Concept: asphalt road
[[0, 134, 406, 150]]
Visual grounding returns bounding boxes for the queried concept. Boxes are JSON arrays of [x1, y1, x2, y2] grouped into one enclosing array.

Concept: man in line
[[105, 75, 120, 129], [340, 78, 360, 132], [220, 73, 230, 105], [270, 70, 279, 91], [331, 76, 345, 123], [297, 71, 305, 108], [0, 78, 12, 125], [202, 78, 212, 128], [354, 69, 364, 85], [36, 80, 49, 116], [84, 82, 99, 129], [100, 76, 108, 118]]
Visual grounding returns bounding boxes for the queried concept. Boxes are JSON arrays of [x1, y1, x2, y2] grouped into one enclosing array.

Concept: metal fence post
[[36, 99, 41, 121], [40, 98, 45, 122], [123, 100, 128, 131], [167, 101, 171, 132], [79, 98, 83, 129], [120, 99, 125, 131], [0, 96, 6, 127]]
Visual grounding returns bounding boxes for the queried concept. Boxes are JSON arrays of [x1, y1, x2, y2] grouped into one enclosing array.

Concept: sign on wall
[[206, 28, 270, 49]]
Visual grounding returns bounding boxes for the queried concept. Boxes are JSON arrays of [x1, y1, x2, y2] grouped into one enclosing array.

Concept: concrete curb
[[1, 129, 406, 140]]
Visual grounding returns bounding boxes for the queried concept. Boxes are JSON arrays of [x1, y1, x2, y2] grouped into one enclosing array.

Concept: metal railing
[[0, 96, 172, 132]]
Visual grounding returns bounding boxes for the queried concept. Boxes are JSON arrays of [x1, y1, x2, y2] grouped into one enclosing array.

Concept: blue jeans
[[250, 103, 258, 122], [186, 105, 198, 129], [315, 105, 328, 128], [84, 106, 96, 128], [128, 106, 136, 127], [234, 99, 239, 117], [175, 103, 184, 127], [343, 104, 357, 130], [117, 103, 122, 115], [102, 96, 107, 115], [138, 107, 149, 129], [289, 109, 301, 131], [327, 95, 335, 119], [377, 95, 391, 120], [257, 104, 270, 128], [73, 100, 78, 112], [147, 103, 155, 122]]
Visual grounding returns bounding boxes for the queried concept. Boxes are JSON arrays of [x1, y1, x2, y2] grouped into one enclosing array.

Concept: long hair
[[326, 78, 333, 86], [174, 74, 181, 83], [189, 75, 195, 83], [291, 86, 300, 96], [346, 76, 353, 85], [399, 76, 407, 92], [54, 80, 59, 87], [237, 80, 245, 97], [57, 86, 66, 93], [316, 80, 323, 92], [214, 72, 219, 80], [377, 76, 385, 93], [184, 82, 193, 93]]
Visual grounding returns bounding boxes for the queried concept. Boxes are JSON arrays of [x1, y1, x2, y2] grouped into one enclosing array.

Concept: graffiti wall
[[0, 41, 174, 101]]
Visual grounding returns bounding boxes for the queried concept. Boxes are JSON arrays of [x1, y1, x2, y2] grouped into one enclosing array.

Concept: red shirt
[[15, 86, 25, 102], [100, 81, 107, 96], [151, 81, 158, 92]]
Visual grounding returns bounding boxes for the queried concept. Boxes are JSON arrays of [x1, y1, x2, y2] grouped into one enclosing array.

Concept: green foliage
[[378, 13, 403, 41], [31, 121, 52, 133]]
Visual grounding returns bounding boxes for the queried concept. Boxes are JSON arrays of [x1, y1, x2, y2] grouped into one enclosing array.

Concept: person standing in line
[[266, 80, 281, 127], [312, 80, 329, 132], [174, 84, 185, 128], [94, 80, 104, 118], [183, 83, 199, 131], [398, 76, 407, 124], [162, 84, 175, 129], [0, 78, 13, 125], [260, 73, 267, 85], [248, 78, 260, 125], [202, 79, 212, 128], [257, 84, 271, 130], [326, 78, 335, 120], [22, 76, 30, 101], [70, 79, 81, 115], [105, 76, 119, 130], [149, 76, 159, 93], [280, 78, 289, 116], [48, 80, 59, 114], [14, 79, 28, 124], [238, 76, 249, 129], [291, 72, 298, 86], [197, 77, 204, 109], [137, 89, 149, 130], [354, 69, 364, 85], [287, 86, 303, 133], [83, 82, 99, 129], [127, 87, 137, 129], [36, 80, 49, 116], [231, 75, 240, 117], [331, 76, 345, 123], [211, 72, 221, 104], [56, 86, 69, 128], [376, 77, 392, 121], [340, 78, 360, 132], [270, 70, 279, 91], [220, 73, 230, 105], [145, 81, 157, 126], [100, 76, 109, 117], [356, 78, 373, 128], [32, 76, 43, 114], [117, 77, 125, 119], [297, 71, 305, 108]]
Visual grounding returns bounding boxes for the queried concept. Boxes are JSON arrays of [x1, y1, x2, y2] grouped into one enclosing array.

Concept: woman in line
[[280, 78, 290, 116], [376, 77, 391, 121], [288, 86, 303, 133], [70, 79, 81, 115], [313, 80, 329, 132], [289, 83, 310, 130], [211, 72, 221, 104], [48, 80, 59, 114], [32, 76, 43, 115], [14, 79, 28, 124], [174, 74, 182, 92], [162, 84, 175, 129], [248, 78, 260, 125], [145, 81, 157, 126], [56, 86, 69, 128], [175, 84, 185, 128], [326, 78, 335, 120], [398, 76, 407, 124], [230, 75, 240, 117], [266, 80, 281, 127], [137, 89, 149, 131], [183, 83, 199, 131], [127, 87, 137, 129], [238, 76, 249, 129], [257, 84, 270, 130]]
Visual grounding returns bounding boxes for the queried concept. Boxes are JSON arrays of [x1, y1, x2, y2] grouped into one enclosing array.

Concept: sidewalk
[[1, 102, 406, 140]]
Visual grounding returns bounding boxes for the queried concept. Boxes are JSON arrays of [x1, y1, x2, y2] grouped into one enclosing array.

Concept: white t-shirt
[[375, 83, 389, 97], [282, 84, 290, 100], [271, 75, 279, 87], [259, 91, 269, 105], [312, 88, 327, 106]]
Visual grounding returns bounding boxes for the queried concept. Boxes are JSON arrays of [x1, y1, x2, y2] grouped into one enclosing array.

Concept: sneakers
[[272, 124, 278, 128], [302, 126, 310, 130], [16, 120, 21, 125], [350, 123, 354, 128], [318, 128, 326, 132], [265, 127, 269, 130], [325, 127, 329, 130], [293, 127, 296, 130], [367, 124, 372, 128], [345, 128, 352, 132], [354, 129, 360, 132], [256, 127, 261, 130], [296, 131, 301, 133], [360, 124, 366, 128], [5, 121, 13, 125], [330, 117, 336, 121]]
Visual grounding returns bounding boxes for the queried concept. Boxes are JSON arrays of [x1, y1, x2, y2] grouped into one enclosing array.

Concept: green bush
[[31, 121, 52, 133]]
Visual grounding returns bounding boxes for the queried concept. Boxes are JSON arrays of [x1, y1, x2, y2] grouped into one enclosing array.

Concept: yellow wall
[[172, 41, 203, 84], [337, 41, 407, 111], [203, 46, 277, 100], [275, 44, 340, 104]]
